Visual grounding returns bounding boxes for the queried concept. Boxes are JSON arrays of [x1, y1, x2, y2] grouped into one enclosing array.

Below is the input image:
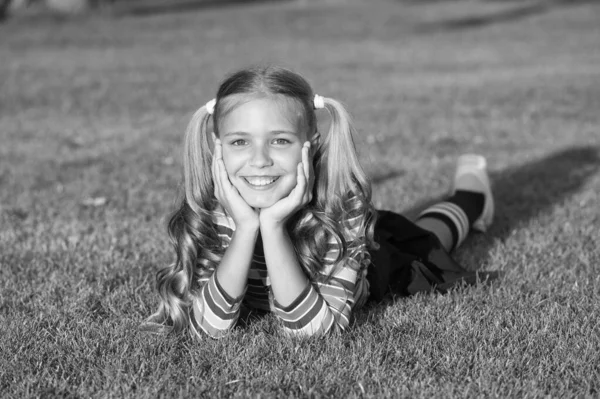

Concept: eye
[[273, 138, 291, 145], [230, 139, 247, 146]]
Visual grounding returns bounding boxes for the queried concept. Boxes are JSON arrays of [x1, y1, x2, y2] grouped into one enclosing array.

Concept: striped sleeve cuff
[[273, 282, 335, 336], [191, 272, 245, 338], [316, 279, 353, 330], [213, 271, 245, 305]]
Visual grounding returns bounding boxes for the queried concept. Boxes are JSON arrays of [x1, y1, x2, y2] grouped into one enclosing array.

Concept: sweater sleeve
[[189, 211, 246, 339], [272, 211, 369, 337], [190, 267, 246, 339]]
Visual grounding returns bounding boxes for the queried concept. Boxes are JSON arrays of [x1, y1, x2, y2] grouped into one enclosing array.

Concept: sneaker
[[453, 154, 494, 232]]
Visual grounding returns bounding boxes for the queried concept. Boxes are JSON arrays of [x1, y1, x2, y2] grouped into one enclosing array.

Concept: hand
[[212, 139, 259, 231], [259, 141, 314, 228]]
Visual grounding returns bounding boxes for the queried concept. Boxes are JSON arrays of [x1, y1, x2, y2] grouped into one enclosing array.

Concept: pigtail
[[318, 97, 372, 208], [293, 95, 378, 282], [143, 104, 223, 336], [322, 96, 377, 245], [183, 106, 214, 215]]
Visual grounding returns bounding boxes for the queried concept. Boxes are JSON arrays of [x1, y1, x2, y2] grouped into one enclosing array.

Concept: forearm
[[215, 226, 259, 300], [260, 224, 309, 307], [191, 226, 258, 339], [261, 224, 362, 336]]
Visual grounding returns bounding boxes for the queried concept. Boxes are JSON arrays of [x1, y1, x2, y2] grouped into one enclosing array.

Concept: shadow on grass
[[359, 146, 600, 322], [415, 0, 600, 34], [417, 1, 550, 33], [371, 169, 406, 185], [402, 146, 599, 243], [482, 146, 599, 241], [114, 0, 291, 17]]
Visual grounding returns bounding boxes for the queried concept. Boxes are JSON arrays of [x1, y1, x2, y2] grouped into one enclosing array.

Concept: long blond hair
[[146, 65, 377, 335]]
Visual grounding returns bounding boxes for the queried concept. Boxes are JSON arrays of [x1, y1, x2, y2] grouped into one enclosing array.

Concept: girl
[[145, 65, 496, 338]]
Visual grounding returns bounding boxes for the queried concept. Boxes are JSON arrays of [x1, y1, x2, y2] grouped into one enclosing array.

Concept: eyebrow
[[223, 132, 250, 137], [223, 130, 299, 137]]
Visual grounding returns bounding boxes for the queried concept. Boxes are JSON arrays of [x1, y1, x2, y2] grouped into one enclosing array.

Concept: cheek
[[222, 150, 241, 175], [279, 149, 303, 170]]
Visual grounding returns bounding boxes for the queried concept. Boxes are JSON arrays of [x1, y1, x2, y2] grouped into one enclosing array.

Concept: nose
[[249, 145, 273, 168]]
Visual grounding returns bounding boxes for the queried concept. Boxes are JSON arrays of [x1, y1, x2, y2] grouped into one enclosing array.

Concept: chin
[[240, 192, 283, 209], [245, 198, 277, 209]]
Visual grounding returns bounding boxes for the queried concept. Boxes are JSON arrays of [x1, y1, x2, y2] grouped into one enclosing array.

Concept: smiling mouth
[[243, 176, 280, 187]]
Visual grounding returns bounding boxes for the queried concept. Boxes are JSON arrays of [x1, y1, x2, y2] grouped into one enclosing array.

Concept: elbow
[[190, 323, 231, 340], [191, 316, 235, 340], [280, 315, 347, 337], [281, 326, 324, 338], [190, 297, 236, 339]]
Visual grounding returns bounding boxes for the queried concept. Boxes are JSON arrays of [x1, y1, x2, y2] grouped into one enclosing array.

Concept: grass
[[1, 0, 600, 396]]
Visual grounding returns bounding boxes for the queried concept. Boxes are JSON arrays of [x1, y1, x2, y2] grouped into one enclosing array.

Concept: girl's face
[[218, 97, 309, 209]]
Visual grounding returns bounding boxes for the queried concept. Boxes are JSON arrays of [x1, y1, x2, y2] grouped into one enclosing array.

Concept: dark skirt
[[367, 210, 499, 302]]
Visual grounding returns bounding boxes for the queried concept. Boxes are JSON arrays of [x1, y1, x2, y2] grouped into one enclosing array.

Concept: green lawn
[[1, 0, 599, 397]]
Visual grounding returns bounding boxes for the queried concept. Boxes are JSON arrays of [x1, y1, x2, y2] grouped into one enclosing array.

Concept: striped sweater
[[189, 207, 371, 338]]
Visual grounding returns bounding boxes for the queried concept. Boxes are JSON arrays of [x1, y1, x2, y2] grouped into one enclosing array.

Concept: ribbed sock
[[417, 190, 484, 250]]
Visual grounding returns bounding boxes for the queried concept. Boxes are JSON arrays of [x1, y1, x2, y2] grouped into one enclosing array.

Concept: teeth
[[245, 177, 278, 186]]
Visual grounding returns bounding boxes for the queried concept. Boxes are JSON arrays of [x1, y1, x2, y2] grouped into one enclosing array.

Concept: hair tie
[[205, 98, 216, 115], [313, 94, 325, 110]]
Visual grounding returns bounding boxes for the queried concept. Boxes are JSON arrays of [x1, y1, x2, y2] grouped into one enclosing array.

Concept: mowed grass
[[1, 0, 599, 397]]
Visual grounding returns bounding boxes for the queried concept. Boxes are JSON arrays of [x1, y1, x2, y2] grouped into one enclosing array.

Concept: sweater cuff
[[213, 271, 245, 306], [273, 281, 312, 312]]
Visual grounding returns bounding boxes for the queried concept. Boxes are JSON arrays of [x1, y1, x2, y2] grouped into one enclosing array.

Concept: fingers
[[302, 141, 310, 181], [214, 138, 223, 162], [218, 158, 231, 189], [211, 140, 218, 181], [213, 139, 238, 198], [294, 161, 307, 203], [213, 139, 225, 201], [302, 141, 313, 203], [212, 140, 218, 192], [284, 142, 312, 206]]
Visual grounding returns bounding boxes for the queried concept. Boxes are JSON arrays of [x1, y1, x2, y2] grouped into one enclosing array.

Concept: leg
[[416, 217, 455, 252], [416, 155, 494, 252]]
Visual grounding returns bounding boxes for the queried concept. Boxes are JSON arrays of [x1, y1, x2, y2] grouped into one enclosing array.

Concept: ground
[[1, 0, 599, 397]]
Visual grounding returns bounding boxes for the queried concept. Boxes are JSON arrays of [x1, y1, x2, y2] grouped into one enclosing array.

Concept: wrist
[[234, 214, 260, 233], [259, 220, 286, 235], [259, 212, 286, 230], [233, 224, 260, 239]]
